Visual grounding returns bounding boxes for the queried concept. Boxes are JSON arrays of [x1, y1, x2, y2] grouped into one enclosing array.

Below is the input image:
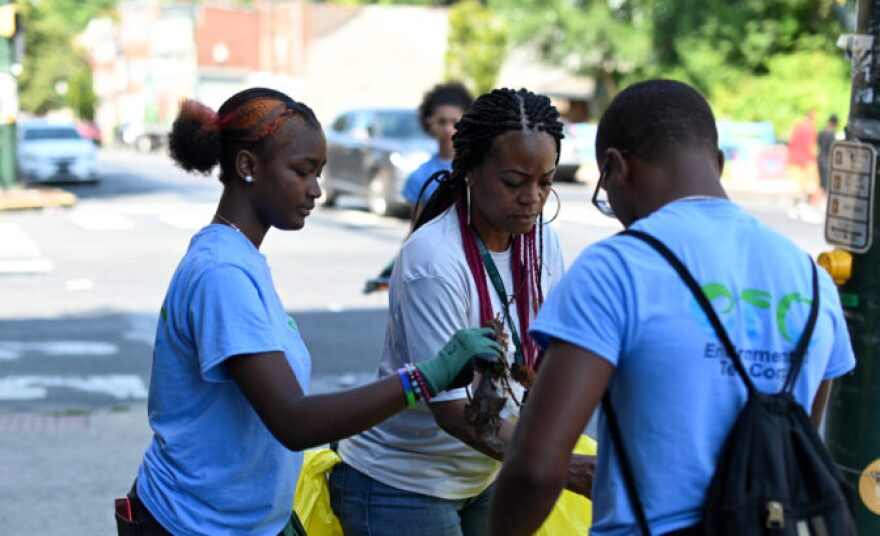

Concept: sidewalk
[[0, 405, 152, 535], [0, 185, 77, 211]]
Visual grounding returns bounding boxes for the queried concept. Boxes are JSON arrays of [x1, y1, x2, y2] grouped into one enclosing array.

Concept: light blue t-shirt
[[401, 154, 451, 204], [137, 224, 312, 536], [530, 198, 855, 536]]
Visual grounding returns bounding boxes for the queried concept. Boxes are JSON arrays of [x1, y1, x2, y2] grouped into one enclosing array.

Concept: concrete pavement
[[0, 406, 151, 534]]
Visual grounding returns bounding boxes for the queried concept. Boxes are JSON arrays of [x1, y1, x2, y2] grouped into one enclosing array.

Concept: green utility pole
[[0, 0, 18, 190], [822, 1, 880, 532]]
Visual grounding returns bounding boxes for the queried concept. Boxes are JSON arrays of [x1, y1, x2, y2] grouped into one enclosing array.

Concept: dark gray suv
[[322, 108, 435, 216]]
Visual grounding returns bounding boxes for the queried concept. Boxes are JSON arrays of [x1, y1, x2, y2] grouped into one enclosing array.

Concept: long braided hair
[[412, 88, 564, 378]]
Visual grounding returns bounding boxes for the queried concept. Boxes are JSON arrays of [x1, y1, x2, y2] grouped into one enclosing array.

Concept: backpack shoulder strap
[[781, 259, 820, 394], [620, 229, 756, 394], [602, 392, 652, 536], [607, 230, 821, 534]]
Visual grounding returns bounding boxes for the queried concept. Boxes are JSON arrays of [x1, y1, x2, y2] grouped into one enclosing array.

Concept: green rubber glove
[[416, 327, 503, 396]]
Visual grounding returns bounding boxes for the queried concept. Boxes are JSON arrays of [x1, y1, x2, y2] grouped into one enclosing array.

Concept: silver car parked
[[17, 120, 100, 184], [322, 108, 434, 217]]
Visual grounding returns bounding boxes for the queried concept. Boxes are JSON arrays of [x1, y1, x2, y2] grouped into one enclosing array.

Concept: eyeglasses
[[592, 157, 616, 218]]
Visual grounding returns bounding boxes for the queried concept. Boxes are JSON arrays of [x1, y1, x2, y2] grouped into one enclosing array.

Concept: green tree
[[66, 55, 98, 121], [446, 0, 509, 95], [712, 49, 850, 138], [641, 0, 851, 136], [17, 0, 114, 118], [493, 0, 651, 112], [495, 0, 851, 130]]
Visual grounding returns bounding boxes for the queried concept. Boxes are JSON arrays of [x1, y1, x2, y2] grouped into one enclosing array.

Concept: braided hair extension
[[168, 87, 320, 182], [413, 88, 563, 376]]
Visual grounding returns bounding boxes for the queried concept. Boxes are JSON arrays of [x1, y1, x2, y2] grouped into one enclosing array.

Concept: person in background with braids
[[331, 88, 594, 536], [116, 88, 502, 536]]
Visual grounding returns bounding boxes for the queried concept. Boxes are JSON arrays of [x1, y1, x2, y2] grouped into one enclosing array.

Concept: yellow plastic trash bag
[[534, 434, 597, 535], [293, 436, 596, 536], [293, 449, 343, 536]]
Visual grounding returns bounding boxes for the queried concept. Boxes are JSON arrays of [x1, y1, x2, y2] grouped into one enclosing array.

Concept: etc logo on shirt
[[692, 283, 814, 381]]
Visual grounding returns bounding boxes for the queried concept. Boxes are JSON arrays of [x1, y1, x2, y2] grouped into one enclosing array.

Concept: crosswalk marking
[[157, 209, 215, 230], [0, 341, 119, 361], [0, 223, 54, 274], [0, 223, 42, 259], [61, 201, 411, 233], [0, 374, 148, 401], [68, 208, 137, 230]]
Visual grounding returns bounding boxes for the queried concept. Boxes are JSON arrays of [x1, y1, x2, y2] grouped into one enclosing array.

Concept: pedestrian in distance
[[331, 87, 594, 536], [401, 81, 474, 213], [115, 87, 503, 536], [363, 82, 474, 294], [788, 109, 822, 213], [490, 80, 855, 535]]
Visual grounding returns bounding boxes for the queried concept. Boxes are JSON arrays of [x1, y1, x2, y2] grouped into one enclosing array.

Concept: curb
[[0, 186, 77, 211]]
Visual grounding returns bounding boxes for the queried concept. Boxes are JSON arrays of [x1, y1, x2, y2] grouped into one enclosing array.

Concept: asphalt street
[[0, 149, 827, 534]]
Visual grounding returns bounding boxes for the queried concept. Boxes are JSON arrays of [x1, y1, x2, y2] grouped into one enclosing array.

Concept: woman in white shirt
[[331, 88, 591, 536]]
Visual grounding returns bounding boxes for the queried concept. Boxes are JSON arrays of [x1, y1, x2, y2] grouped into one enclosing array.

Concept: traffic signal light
[[0, 4, 15, 40]]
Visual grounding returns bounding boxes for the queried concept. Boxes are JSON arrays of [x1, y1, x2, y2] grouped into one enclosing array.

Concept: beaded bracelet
[[397, 367, 417, 408], [405, 363, 432, 403], [407, 365, 424, 401]]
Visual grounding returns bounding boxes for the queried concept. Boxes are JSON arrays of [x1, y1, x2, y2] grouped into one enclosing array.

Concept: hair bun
[[180, 99, 218, 131], [168, 99, 222, 174]]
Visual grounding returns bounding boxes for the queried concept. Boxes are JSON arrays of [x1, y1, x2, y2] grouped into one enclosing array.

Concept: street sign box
[[825, 140, 877, 253]]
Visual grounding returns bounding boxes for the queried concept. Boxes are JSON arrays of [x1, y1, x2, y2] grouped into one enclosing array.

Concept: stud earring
[[244, 175, 254, 183]]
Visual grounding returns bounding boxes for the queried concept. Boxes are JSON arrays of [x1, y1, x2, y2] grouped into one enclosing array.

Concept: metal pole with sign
[[0, 0, 18, 190], [825, 141, 876, 252], [819, 2, 880, 533]]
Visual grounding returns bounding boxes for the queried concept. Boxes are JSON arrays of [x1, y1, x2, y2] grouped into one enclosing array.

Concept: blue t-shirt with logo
[[401, 154, 452, 205], [137, 224, 312, 536], [530, 198, 855, 536]]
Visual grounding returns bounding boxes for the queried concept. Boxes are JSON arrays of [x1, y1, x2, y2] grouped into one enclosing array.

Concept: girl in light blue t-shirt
[[118, 88, 501, 536]]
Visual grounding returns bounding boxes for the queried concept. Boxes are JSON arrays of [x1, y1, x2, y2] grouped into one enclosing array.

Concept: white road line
[[0, 341, 119, 361], [157, 208, 215, 230], [68, 208, 137, 230], [99, 202, 215, 230], [0, 258, 54, 274], [0, 375, 148, 401], [0, 223, 54, 274], [0, 223, 43, 259]]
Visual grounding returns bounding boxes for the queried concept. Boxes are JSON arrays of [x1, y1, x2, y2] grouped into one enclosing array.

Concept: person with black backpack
[[488, 80, 857, 536]]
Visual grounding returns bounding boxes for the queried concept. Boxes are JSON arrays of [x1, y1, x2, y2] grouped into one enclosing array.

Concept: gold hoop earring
[[542, 187, 561, 224]]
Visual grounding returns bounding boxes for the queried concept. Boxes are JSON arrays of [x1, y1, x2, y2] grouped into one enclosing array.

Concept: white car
[[17, 121, 100, 183]]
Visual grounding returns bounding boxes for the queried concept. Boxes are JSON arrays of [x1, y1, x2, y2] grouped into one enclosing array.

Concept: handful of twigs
[[464, 316, 516, 453]]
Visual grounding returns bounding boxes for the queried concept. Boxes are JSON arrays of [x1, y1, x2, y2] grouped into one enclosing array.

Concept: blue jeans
[[329, 462, 493, 536]]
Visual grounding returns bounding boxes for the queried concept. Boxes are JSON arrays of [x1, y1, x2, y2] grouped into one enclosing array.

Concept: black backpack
[[602, 229, 857, 536]]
